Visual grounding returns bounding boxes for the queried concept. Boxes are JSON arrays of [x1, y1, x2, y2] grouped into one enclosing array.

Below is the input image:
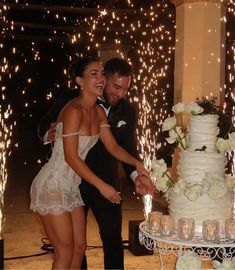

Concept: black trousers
[[81, 185, 124, 270]]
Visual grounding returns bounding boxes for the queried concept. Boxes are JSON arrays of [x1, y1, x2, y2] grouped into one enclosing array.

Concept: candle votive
[[225, 218, 235, 241], [161, 215, 174, 236], [178, 218, 195, 241], [148, 211, 162, 232], [202, 220, 219, 242]]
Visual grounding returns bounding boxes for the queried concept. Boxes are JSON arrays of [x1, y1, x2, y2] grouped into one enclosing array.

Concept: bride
[[30, 57, 149, 269]]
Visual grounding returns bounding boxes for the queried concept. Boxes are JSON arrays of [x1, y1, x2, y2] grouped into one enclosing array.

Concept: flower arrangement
[[213, 258, 235, 269], [151, 99, 235, 201], [162, 102, 204, 150], [175, 251, 201, 270]]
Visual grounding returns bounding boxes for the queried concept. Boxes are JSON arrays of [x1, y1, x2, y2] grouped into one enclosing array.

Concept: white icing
[[169, 190, 233, 236], [188, 115, 218, 151], [178, 150, 225, 185], [169, 114, 234, 237]]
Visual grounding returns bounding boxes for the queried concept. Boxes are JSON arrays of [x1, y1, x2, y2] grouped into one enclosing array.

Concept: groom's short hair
[[104, 58, 133, 77]]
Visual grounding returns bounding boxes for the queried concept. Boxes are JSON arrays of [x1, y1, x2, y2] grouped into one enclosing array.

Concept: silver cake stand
[[139, 221, 235, 270]]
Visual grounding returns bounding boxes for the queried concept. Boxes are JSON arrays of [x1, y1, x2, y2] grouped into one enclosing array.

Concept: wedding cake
[[168, 114, 233, 236]]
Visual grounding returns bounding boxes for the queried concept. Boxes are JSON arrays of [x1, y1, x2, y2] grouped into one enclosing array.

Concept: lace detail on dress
[[30, 122, 99, 215]]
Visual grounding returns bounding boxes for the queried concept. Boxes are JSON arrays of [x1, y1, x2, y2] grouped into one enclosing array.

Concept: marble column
[[170, 0, 228, 104]]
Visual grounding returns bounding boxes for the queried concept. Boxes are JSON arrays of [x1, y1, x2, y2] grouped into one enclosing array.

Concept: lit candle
[[203, 220, 219, 242], [225, 218, 235, 241], [161, 215, 174, 236], [148, 211, 162, 232], [178, 218, 195, 241]]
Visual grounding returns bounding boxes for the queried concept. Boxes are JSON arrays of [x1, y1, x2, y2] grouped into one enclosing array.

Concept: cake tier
[[188, 115, 218, 151], [178, 150, 225, 184], [168, 190, 233, 236]]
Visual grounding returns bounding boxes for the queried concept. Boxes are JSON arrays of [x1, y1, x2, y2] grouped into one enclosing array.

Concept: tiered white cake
[[168, 114, 233, 236]]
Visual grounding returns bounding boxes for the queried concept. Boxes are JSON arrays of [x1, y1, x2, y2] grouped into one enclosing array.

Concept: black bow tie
[[96, 99, 110, 109]]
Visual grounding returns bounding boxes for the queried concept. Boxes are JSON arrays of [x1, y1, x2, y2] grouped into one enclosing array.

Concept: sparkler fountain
[[0, 104, 13, 269]]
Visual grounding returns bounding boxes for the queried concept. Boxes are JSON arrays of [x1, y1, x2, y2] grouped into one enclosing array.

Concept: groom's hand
[[45, 122, 57, 143], [135, 175, 155, 196]]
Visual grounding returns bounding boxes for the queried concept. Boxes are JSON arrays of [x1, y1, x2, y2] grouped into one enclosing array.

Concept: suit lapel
[[108, 100, 123, 125]]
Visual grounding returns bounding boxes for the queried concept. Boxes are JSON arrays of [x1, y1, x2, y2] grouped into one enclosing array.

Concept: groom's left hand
[[135, 175, 155, 196]]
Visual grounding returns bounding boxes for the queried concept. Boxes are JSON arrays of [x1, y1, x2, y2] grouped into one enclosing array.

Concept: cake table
[[139, 221, 235, 270]]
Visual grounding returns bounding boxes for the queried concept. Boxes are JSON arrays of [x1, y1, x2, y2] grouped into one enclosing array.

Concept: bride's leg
[[70, 206, 87, 269], [39, 212, 74, 269]]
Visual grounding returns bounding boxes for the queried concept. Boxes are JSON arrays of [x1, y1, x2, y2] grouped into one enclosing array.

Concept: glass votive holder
[[178, 218, 195, 241], [148, 211, 162, 232], [202, 220, 219, 242], [161, 215, 175, 236], [225, 218, 235, 241]]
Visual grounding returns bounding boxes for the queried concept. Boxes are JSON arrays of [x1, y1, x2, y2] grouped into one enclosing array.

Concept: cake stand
[[139, 221, 235, 270]]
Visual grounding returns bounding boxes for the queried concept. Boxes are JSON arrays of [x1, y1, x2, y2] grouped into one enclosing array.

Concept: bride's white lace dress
[[30, 122, 99, 215]]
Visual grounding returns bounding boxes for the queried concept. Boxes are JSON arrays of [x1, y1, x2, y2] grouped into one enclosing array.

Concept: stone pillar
[[171, 0, 228, 104]]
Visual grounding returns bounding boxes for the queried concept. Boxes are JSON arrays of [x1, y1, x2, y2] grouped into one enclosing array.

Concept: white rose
[[216, 138, 230, 152], [221, 259, 235, 269], [184, 184, 203, 201], [202, 172, 223, 186], [166, 127, 187, 148], [173, 179, 187, 194], [166, 128, 179, 144], [213, 258, 235, 269], [176, 251, 201, 270], [155, 174, 171, 192], [172, 102, 186, 114], [228, 132, 235, 151], [186, 102, 204, 115], [208, 180, 227, 200], [151, 159, 167, 179], [166, 136, 176, 144], [162, 116, 176, 132], [226, 175, 235, 189]]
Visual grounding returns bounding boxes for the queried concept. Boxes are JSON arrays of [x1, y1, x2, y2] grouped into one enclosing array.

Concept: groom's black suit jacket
[[38, 89, 138, 191]]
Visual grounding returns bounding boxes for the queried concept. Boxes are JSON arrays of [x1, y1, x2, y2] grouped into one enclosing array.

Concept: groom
[[38, 57, 154, 269]]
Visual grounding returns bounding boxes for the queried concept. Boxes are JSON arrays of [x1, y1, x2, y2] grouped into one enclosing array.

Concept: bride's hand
[[135, 161, 150, 178], [99, 183, 121, 204]]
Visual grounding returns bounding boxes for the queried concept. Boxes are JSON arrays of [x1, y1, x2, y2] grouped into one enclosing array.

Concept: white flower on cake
[[176, 251, 201, 270], [216, 138, 230, 152], [156, 173, 173, 192], [173, 179, 187, 194], [216, 132, 235, 153], [151, 159, 175, 192], [184, 184, 203, 201], [213, 258, 235, 270], [172, 102, 186, 114], [162, 116, 176, 132], [207, 180, 227, 200], [166, 127, 187, 149], [185, 102, 204, 115], [202, 172, 223, 185], [226, 175, 235, 189], [202, 173, 228, 199], [151, 159, 167, 179]]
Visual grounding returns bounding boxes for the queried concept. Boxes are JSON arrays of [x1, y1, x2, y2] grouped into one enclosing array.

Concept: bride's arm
[[62, 105, 121, 203]]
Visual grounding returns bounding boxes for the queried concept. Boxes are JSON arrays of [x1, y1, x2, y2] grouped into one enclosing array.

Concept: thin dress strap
[[62, 131, 80, 137], [100, 123, 110, 128]]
